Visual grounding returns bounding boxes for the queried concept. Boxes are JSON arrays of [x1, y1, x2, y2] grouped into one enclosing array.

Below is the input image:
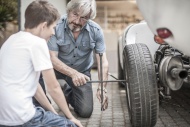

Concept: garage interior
[[94, 0, 143, 72]]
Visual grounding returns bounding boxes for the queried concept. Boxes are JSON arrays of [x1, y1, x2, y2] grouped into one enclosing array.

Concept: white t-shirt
[[0, 31, 53, 126]]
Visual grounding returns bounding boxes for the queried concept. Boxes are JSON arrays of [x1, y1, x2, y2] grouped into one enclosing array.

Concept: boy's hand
[[70, 117, 83, 127]]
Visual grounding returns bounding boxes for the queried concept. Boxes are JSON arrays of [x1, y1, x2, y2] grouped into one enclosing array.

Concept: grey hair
[[66, 0, 96, 19]]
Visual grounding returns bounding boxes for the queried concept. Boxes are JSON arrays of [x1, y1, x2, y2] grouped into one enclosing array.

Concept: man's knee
[[76, 104, 93, 118]]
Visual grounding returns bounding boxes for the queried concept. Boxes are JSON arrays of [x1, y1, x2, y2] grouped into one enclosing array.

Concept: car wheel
[[117, 43, 124, 87], [123, 43, 158, 127]]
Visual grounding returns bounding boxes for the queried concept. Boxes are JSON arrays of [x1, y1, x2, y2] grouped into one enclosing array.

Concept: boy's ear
[[37, 22, 47, 31], [41, 22, 48, 28]]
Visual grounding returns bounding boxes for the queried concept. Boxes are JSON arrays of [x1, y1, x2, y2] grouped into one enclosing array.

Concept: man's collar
[[85, 22, 90, 32], [64, 18, 68, 30]]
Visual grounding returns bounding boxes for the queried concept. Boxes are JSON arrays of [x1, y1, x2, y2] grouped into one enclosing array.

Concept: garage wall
[[20, 0, 66, 30], [104, 31, 118, 73], [94, 1, 143, 74]]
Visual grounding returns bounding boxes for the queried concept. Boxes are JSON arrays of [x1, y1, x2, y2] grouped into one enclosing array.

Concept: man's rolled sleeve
[[48, 35, 59, 51], [94, 28, 106, 54]]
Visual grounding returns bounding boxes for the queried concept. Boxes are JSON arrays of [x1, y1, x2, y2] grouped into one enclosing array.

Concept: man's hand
[[71, 71, 90, 86], [96, 87, 108, 111]]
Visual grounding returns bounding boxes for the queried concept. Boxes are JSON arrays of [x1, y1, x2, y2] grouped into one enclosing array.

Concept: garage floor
[[51, 70, 190, 127]]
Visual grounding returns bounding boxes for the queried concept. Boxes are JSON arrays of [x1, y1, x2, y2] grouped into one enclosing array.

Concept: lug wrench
[[87, 53, 127, 111], [99, 53, 104, 111], [107, 73, 126, 86]]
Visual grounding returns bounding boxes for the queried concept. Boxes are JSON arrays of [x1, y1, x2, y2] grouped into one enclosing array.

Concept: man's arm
[[95, 52, 109, 110], [34, 83, 57, 114], [42, 69, 83, 127], [49, 50, 90, 86]]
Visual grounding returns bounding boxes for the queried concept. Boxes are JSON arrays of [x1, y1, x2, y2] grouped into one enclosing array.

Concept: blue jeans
[[0, 107, 76, 127], [55, 69, 93, 118], [25, 107, 77, 127]]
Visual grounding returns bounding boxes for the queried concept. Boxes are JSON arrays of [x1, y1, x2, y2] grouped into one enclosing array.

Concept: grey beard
[[68, 24, 81, 32]]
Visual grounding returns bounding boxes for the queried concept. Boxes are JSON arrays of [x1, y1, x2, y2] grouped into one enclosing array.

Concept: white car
[[117, 1, 190, 127]]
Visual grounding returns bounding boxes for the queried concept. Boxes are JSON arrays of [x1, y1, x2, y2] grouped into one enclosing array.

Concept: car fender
[[118, 22, 159, 70]]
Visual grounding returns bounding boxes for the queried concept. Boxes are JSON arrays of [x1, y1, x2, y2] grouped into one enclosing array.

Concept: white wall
[[20, 0, 66, 30], [104, 31, 118, 73]]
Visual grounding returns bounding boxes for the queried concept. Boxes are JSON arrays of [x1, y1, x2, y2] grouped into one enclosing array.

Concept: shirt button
[[75, 46, 77, 48], [71, 64, 73, 66], [73, 56, 76, 57]]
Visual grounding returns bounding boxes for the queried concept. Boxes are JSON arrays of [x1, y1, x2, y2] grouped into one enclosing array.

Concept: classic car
[[117, 0, 190, 126]]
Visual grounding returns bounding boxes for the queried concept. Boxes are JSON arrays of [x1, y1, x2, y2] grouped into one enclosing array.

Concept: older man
[[34, 0, 109, 118]]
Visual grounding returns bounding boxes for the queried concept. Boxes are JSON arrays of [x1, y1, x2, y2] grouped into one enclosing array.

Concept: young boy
[[0, 0, 83, 126]]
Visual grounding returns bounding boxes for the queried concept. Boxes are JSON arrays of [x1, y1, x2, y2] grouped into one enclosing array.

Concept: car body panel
[[136, 0, 190, 56]]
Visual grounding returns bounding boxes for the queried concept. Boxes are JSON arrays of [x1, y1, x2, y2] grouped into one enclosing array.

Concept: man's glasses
[[70, 11, 90, 22]]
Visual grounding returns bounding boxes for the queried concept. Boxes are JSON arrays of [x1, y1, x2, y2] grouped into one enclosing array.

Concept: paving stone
[[49, 71, 190, 127], [113, 121, 125, 126], [86, 124, 100, 127]]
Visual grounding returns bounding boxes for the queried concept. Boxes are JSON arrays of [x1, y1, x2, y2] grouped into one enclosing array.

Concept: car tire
[[117, 43, 124, 87], [123, 43, 158, 127]]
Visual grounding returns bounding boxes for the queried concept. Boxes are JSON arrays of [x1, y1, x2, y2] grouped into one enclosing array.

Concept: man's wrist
[[69, 70, 77, 77], [97, 87, 107, 93]]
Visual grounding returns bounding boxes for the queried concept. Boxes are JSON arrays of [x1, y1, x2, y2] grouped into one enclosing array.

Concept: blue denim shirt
[[48, 15, 106, 72]]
